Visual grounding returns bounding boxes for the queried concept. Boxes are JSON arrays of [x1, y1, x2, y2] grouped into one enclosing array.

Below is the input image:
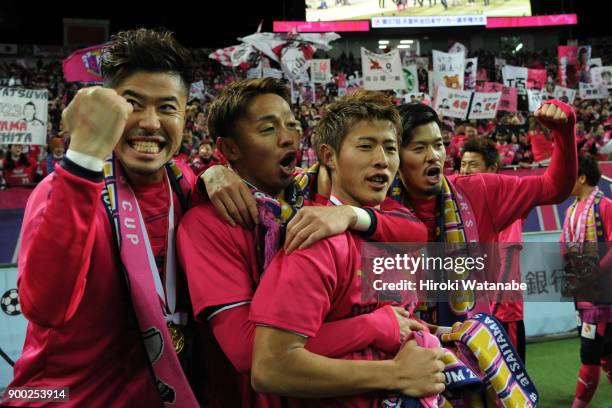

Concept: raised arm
[[19, 87, 132, 327], [481, 100, 578, 232]]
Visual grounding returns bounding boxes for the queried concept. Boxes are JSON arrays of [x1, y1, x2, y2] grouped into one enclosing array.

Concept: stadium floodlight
[[400, 40, 414, 44], [378, 45, 388, 49], [397, 45, 411, 49], [378, 40, 390, 44]]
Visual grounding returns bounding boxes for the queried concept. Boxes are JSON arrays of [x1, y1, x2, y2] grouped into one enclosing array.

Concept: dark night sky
[[0, 0, 608, 48]]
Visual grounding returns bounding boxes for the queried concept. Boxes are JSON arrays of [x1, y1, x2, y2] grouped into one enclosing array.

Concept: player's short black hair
[[398, 102, 442, 146], [101, 28, 193, 94]]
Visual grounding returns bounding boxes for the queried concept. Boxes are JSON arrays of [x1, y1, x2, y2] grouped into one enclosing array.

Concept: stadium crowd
[[0, 43, 611, 189]]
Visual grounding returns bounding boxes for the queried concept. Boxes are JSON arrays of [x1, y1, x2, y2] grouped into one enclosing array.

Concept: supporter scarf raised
[[251, 163, 319, 277], [101, 156, 198, 407]]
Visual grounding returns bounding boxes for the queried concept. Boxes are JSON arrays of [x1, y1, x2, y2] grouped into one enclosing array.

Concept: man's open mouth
[[279, 151, 297, 175], [425, 166, 441, 184], [366, 173, 390, 189]]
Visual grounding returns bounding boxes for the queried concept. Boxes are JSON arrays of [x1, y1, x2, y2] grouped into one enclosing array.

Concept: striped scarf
[[390, 175, 480, 326], [562, 186, 605, 246], [439, 314, 539, 408], [253, 164, 319, 278], [394, 315, 539, 408]]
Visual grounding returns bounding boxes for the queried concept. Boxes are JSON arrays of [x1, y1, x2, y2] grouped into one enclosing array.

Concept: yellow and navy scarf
[[390, 175, 480, 326]]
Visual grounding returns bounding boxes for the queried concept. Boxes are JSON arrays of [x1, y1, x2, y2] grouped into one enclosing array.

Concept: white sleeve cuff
[[66, 149, 105, 172], [350, 206, 372, 232]]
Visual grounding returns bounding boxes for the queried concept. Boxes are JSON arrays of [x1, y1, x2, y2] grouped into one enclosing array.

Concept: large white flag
[[432, 50, 465, 90], [280, 44, 312, 82], [361, 48, 405, 91], [239, 32, 286, 63]]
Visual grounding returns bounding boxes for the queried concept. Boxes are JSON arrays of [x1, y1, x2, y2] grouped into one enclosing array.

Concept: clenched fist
[[392, 340, 446, 397], [62, 86, 134, 160], [534, 101, 570, 133]]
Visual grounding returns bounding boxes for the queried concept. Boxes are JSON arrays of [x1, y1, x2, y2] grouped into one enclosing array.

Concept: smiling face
[[326, 120, 399, 207], [113, 72, 187, 186], [225, 93, 300, 196], [399, 121, 445, 200]]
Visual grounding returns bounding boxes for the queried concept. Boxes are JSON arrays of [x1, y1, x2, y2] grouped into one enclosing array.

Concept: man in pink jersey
[[459, 138, 526, 363], [3, 29, 199, 407], [178, 82, 435, 407], [249, 91, 446, 407], [561, 155, 612, 408], [393, 100, 576, 326]]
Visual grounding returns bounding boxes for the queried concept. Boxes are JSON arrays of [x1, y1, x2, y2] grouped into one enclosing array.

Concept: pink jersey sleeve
[[18, 164, 103, 327], [365, 197, 428, 243], [250, 238, 343, 337], [211, 303, 400, 373], [177, 203, 255, 320], [477, 99, 577, 233]]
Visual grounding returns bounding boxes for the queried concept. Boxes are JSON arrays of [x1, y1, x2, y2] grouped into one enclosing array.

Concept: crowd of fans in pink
[[1, 45, 611, 189]]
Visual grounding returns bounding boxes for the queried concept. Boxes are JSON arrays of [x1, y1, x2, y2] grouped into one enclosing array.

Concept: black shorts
[[501, 320, 526, 364], [579, 323, 612, 365]]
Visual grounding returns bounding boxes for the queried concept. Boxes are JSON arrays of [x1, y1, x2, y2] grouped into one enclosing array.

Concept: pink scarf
[[103, 157, 198, 407]]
